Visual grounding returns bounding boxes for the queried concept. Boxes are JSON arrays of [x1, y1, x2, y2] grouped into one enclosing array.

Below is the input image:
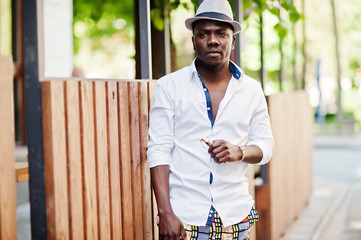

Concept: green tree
[[73, 0, 134, 54]]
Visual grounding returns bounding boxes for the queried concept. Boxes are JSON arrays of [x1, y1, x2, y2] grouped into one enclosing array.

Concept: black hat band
[[195, 12, 234, 22]]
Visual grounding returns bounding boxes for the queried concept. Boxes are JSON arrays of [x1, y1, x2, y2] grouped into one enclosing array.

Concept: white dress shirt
[[147, 59, 274, 227]]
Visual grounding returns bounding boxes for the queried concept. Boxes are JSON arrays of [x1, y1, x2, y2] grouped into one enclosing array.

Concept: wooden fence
[[256, 91, 313, 240], [40, 79, 258, 239], [42, 80, 153, 239], [40, 79, 312, 239], [0, 56, 17, 239]]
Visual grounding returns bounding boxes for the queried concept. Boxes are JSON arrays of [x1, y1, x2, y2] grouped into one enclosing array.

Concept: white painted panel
[[43, 0, 73, 77]]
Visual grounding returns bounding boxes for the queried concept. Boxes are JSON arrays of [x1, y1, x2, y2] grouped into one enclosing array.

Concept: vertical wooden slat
[[118, 82, 134, 239], [148, 81, 156, 108], [295, 92, 303, 214], [107, 81, 122, 239], [94, 82, 111, 239], [128, 82, 144, 240], [140, 82, 153, 240], [41, 82, 55, 238], [65, 81, 84, 239], [80, 81, 98, 239], [42, 81, 69, 239], [0, 187, 1, 237], [0, 56, 17, 239], [245, 165, 256, 239], [148, 81, 159, 239]]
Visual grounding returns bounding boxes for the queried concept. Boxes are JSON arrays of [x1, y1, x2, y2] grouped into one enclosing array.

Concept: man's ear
[[192, 36, 196, 50], [232, 35, 236, 49]]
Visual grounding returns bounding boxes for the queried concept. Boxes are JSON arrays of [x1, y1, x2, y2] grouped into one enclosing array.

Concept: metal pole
[[233, 0, 243, 67], [23, 0, 47, 238], [301, 0, 307, 89], [330, 0, 343, 121], [164, 6, 171, 74], [278, 5, 283, 91], [138, 0, 152, 79], [260, 14, 264, 89]]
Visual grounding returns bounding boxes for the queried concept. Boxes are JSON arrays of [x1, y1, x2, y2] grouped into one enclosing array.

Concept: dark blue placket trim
[[197, 72, 215, 185], [196, 61, 241, 226], [201, 81, 214, 128], [197, 71, 216, 226]]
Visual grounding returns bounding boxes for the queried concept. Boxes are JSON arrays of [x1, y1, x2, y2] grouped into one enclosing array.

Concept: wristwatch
[[240, 146, 246, 161]]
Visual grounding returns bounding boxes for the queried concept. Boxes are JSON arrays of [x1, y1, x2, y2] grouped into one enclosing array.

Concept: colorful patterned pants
[[182, 207, 259, 240]]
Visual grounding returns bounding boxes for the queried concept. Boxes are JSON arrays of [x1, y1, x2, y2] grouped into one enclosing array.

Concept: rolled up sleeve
[[147, 79, 175, 168], [247, 88, 274, 165]]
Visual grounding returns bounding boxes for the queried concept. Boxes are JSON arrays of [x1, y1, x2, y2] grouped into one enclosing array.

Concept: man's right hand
[[158, 212, 186, 240], [151, 165, 187, 239]]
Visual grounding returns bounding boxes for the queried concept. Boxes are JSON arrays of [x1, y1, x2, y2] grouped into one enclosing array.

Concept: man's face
[[192, 20, 235, 69]]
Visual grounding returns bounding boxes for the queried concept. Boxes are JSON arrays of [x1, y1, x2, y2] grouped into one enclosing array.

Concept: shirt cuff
[[246, 140, 273, 165], [147, 149, 171, 168]]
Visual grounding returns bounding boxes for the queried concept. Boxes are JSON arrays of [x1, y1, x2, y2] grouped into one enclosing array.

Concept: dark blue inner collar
[[229, 61, 241, 80], [194, 60, 241, 80]]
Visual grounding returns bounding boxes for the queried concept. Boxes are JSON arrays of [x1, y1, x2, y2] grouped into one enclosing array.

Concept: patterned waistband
[[182, 207, 259, 240]]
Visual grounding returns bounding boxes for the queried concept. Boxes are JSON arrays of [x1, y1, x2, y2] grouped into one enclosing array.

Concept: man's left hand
[[208, 140, 243, 163]]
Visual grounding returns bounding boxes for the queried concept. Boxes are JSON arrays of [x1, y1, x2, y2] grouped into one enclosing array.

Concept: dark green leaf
[[289, 10, 300, 23], [170, 0, 181, 10], [254, 7, 263, 16], [243, 0, 252, 10], [268, 7, 279, 16], [274, 22, 288, 39], [190, 0, 198, 9], [151, 8, 164, 30], [182, 2, 190, 10]]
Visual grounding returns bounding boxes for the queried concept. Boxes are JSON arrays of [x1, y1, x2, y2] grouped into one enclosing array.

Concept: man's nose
[[208, 33, 219, 45]]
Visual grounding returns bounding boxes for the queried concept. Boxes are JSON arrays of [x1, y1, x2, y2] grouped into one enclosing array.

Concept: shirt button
[[207, 107, 211, 110], [203, 88, 207, 91]]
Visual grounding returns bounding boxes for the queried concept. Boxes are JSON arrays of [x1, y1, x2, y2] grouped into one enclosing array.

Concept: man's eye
[[219, 32, 226, 36]]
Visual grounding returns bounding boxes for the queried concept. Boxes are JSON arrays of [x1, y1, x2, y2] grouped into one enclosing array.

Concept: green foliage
[[73, 0, 134, 53], [243, 0, 302, 39], [150, 0, 302, 40], [151, 8, 165, 30], [150, 0, 194, 30], [273, 22, 287, 39], [73, 0, 302, 46]]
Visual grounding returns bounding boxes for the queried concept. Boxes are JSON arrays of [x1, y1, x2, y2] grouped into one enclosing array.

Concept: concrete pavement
[[281, 133, 361, 240], [17, 202, 31, 240]]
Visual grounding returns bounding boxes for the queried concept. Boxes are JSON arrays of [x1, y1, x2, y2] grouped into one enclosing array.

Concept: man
[[147, 0, 274, 239]]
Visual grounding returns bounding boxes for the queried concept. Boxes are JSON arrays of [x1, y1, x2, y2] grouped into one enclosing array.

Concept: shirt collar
[[190, 58, 242, 80]]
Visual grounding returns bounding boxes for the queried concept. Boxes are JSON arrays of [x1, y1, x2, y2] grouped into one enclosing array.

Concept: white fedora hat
[[185, 0, 241, 34]]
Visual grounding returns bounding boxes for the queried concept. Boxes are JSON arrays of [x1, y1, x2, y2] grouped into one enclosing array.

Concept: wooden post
[[0, 56, 17, 240]]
